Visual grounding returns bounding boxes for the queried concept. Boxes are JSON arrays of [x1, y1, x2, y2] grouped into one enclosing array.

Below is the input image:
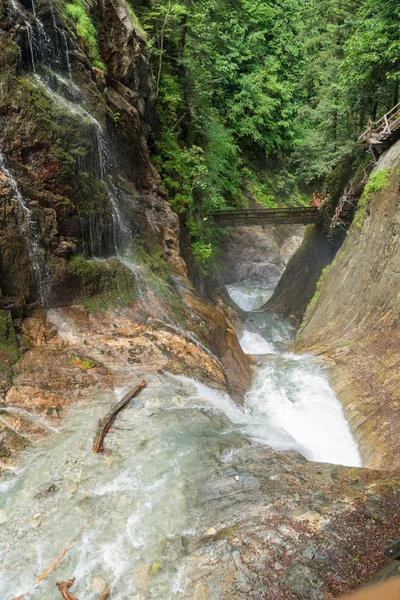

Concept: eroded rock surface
[[261, 224, 341, 326], [297, 141, 400, 470], [219, 225, 303, 288], [179, 443, 400, 599]]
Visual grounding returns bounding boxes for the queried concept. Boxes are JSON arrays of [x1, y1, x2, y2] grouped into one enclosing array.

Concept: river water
[[2, 4, 362, 597], [227, 284, 275, 311], [0, 283, 361, 600]]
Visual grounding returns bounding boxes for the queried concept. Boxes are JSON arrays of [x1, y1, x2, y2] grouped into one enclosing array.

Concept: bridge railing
[[211, 207, 320, 226], [359, 102, 400, 143]]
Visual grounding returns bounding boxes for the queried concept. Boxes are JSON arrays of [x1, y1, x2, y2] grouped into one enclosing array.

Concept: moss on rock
[[0, 310, 20, 390], [67, 254, 140, 311], [354, 167, 392, 228]]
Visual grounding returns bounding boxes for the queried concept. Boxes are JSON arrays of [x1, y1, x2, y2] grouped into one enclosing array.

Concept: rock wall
[[218, 225, 303, 289], [0, 0, 174, 303], [261, 224, 343, 326], [297, 140, 400, 470], [180, 444, 400, 599], [261, 151, 368, 326], [0, 0, 251, 458]]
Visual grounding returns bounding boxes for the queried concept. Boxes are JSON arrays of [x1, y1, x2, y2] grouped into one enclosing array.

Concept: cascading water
[[0, 150, 49, 303], [227, 283, 276, 311], [12, 0, 72, 75], [2, 2, 363, 597], [0, 313, 361, 600], [229, 290, 361, 467], [9, 0, 135, 268], [0, 285, 361, 600], [31, 74, 129, 255], [0, 375, 238, 600]]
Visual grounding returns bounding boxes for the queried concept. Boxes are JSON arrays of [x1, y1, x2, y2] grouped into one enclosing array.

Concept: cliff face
[[0, 0, 171, 303], [297, 140, 400, 470], [261, 224, 342, 325], [218, 225, 303, 289], [0, 0, 251, 458]]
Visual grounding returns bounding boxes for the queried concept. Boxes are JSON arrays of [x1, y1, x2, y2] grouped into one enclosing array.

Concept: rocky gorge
[[1, 0, 400, 599]]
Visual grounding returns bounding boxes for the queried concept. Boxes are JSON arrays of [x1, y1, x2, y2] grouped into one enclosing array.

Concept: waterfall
[[11, 0, 72, 75], [9, 0, 135, 269], [226, 289, 362, 467], [0, 150, 49, 303], [33, 74, 132, 255]]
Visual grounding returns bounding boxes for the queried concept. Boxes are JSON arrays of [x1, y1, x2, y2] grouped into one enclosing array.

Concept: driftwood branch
[[56, 578, 110, 600], [56, 578, 79, 600], [11, 522, 90, 600], [36, 522, 89, 583], [92, 381, 147, 453]]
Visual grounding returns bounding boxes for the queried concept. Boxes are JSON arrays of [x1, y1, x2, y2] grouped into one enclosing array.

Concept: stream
[[1, 4, 361, 596], [0, 284, 361, 600]]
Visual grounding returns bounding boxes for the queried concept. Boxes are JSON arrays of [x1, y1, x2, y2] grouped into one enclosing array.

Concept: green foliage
[[69, 356, 94, 369], [113, 111, 121, 126], [123, 0, 148, 40], [363, 167, 392, 195], [134, 0, 399, 268], [341, 0, 400, 116], [291, 0, 399, 184], [64, 0, 105, 69], [354, 167, 392, 227], [0, 311, 19, 365], [302, 264, 331, 323], [191, 241, 212, 274]]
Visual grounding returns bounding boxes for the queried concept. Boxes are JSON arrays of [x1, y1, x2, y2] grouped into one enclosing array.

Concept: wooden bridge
[[212, 104, 399, 234], [359, 102, 400, 156], [211, 206, 320, 227]]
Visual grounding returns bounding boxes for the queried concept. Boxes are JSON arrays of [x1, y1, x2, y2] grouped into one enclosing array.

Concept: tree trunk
[[393, 83, 399, 108]]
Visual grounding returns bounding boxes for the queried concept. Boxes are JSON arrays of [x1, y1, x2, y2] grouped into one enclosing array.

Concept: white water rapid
[[0, 286, 361, 600], [227, 284, 275, 311], [232, 290, 362, 467]]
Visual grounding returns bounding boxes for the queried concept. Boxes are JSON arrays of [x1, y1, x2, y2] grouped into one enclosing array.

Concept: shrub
[[64, 1, 105, 70], [354, 167, 392, 227]]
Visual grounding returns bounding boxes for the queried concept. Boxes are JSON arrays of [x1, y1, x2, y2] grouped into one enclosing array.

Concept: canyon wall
[[261, 224, 342, 325], [297, 140, 400, 470], [218, 225, 303, 289], [0, 0, 251, 462]]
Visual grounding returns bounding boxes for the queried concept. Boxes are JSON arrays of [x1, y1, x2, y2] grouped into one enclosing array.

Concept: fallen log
[[56, 578, 79, 600], [92, 381, 147, 453]]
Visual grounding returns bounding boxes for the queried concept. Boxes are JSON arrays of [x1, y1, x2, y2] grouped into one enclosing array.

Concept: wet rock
[[262, 224, 340, 326], [34, 482, 58, 498], [90, 577, 107, 594], [180, 444, 400, 599], [297, 141, 400, 469], [283, 564, 325, 599], [218, 225, 302, 288]]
